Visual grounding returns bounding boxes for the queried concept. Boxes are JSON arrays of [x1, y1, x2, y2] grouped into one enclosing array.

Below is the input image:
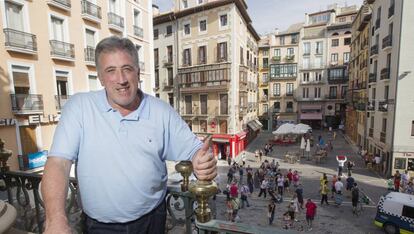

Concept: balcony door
[[19, 126, 38, 156], [56, 71, 69, 110], [51, 16, 64, 41], [5, 1, 24, 31], [12, 65, 30, 95], [219, 120, 227, 133], [220, 94, 228, 115]]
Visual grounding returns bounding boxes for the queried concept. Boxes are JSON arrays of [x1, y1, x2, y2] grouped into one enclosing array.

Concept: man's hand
[[192, 137, 217, 181]]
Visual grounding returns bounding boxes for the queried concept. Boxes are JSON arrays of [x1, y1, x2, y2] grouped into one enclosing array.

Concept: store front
[[212, 131, 247, 160], [392, 152, 414, 177]]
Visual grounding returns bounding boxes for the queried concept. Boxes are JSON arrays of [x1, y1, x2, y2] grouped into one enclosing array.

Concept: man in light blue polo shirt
[[41, 36, 217, 234]]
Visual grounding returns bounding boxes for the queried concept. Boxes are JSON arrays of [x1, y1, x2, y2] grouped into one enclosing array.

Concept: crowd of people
[[387, 170, 414, 194]]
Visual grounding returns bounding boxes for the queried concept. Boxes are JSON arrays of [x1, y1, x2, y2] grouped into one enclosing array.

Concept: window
[[338, 17, 345, 22], [286, 102, 293, 110], [240, 47, 244, 64], [167, 45, 173, 63], [314, 87, 321, 98], [389, 22, 393, 35], [183, 48, 191, 66], [273, 102, 280, 111], [303, 88, 309, 98], [274, 49, 280, 56], [5, 1, 24, 31], [412, 121, 414, 136], [291, 34, 298, 44], [332, 39, 339, 47], [262, 58, 268, 68], [372, 88, 376, 99], [184, 23, 190, 35], [220, 14, 227, 27], [88, 74, 100, 91], [273, 83, 281, 96], [402, 206, 414, 219], [384, 85, 389, 100], [198, 46, 206, 64], [394, 158, 407, 169], [217, 42, 227, 62], [344, 37, 351, 45], [198, 0, 204, 4], [382, 118, 387, 132], [329, 86, 337, 98], [279, 36, 285, 45], [316, 41, 323, 54], [199, 19, 207, 32], [185, 95, 192, 114], [166, 25, 172, 35], [154, 48, 159, 66], [153, 29, 159, 39], [182, 0, 188, 8], [262, 73, 268, 83], [270, 64, 297, 78], [200, 120, 207, 132], [387, 53, 391, 69], [343, 52, 350, 63], [51, 16, 65, 41], [331, 53, 338, 62], [341, 86, 347, 98], [167, 68, 173, 85], [286, 83, 294, 95], [55, 71, 69, 99], [315, 72, 322, 81], [200, 94, 207, 114], [263, 50, 269, 56], [220, 94, 228, 115], [154, 69, 159, 88], [133, 10, 140, 26], [303, 72, 309, 82], [370, 116, 374, 129], [168, 93, 174, 107], [303, 57, 310, 69], [303, 42, 310, 55], [287, 48, 294, 56], [263, 104, 268, 113]]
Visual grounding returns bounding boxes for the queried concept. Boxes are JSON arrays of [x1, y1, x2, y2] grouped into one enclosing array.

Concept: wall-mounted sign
[[0, 114, 61, 127], [0, 119, 18, 126]]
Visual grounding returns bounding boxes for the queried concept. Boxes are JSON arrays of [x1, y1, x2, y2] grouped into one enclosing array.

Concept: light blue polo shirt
[[49, 89, 202, 223]]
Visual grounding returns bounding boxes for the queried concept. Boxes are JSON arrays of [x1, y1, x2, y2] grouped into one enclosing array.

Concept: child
[[283, 212, 292, 229]]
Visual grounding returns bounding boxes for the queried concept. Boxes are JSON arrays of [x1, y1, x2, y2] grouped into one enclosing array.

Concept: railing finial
[[0, 138, 12, 172]]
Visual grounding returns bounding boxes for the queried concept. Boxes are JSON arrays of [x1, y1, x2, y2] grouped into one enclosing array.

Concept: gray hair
[[95, 36, 139, 71]]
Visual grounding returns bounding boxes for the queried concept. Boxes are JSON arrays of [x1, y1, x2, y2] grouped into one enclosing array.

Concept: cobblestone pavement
[[168, 130, 388, 233]]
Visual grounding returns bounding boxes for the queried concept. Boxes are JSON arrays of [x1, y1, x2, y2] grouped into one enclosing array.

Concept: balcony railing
[[108, 12, 124, 30], [367, 101, 376, 111], [10, 94, 44, 114], [388, 4, 395, 18], [48, 0, 71, 10], [382, 34, 392, 49], [81, 0, 102, 21], [355, 102, 366, 111], [260, 96, 268, 102], [375, 18, 380, 30], [369, 73, 377, 83], [3, 28, 37, 53], [285, 108, 294, 113], [378, 100, 388, 112], [328, 77, 348, 84], [55, 95, 70, 111], [134, 25, 144, 38], [380, 131, 386, 143], [84, 46, 95, 63], [139, 61, 145, 72], [380, 68, 390, 80], [369, 128, 374, 137], [50, 40, 75, 60], [271, 56, 281, 62], [285, 55, 295, 62]]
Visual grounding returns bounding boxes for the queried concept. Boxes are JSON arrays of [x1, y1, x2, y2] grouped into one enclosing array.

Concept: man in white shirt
[[334, 177, 344, 195]]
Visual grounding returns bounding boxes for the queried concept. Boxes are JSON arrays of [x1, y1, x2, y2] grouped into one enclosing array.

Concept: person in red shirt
[[230, 181, 239, 198], [305, 198, 317, 231]]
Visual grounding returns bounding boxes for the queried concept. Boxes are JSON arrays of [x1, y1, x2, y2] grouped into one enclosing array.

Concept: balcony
[[47, 0, 71, 11], [369, 128, 373, 137], [284, 55, 295, 62], [84, 47, 95, 65], [378, 101, 388, 112], [271, 56, 281, 62], [303, 52, 310, 56], [163, 81, 174, 90], [382, 35, 392, 49], [300, 79, 325, 85], [3, 28, 37, 54], [139, 61, 145, 72], [10, 94, 44, 114], [370, 45, 378, 57], [380, 68, 390, 80], [300, 63, 326, 70], [108, 12, 124, 32], [388, 4, 394, 18], [50, 40, 75, 61], [369, 73, 377, 83], [328, 77, 348, 84], [367, 101, 376, 111], [325, 94, 340, 100], [239, 105, 248, 116], [260, 96, 268, 102], [163, 59, 173, 67], [380, 131, 386, 143], [285, 108, 294, 113], [81, 0, 101, 23], [55, 95, 70, 111], [375, 18, 380, 30], [178, 64, 230, 93], [355, 102, 366, 111], [134, 25, 144, 39]]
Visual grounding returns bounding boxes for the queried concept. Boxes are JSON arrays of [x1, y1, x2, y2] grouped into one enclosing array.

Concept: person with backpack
[[351, 183, 360, 214], [240, 183, 250, 208]]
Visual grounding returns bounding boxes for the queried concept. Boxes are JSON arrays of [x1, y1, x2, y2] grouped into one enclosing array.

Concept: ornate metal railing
[[134, 25, 144, 38], [10, 94, 44, 114], [3, 28, 37, 52], [84, 46, 95, 63], [108, 12, 124, 29], [50, 40, 75, 59], [81, 0, 101, 19]]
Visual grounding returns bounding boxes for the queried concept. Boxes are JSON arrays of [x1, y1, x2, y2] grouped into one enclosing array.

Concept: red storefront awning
[[300, 113, 323, 120]]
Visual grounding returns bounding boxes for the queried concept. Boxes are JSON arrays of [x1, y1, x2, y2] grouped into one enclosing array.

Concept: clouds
[[153, 0, 363, 35]]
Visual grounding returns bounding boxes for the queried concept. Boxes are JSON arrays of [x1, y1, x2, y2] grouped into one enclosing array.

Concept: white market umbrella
[[293, 123, 312, 134], [272, 123, 295, 135]]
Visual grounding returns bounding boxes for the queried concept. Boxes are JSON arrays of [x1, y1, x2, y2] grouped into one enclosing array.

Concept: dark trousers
[[321, 194, 329, 205], [83, 201, 166, 234], [338, 166, 343, 176], [258, 188, 267, 198]]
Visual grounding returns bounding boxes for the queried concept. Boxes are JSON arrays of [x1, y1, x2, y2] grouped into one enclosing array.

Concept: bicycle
[[354, 194, 370, 216]]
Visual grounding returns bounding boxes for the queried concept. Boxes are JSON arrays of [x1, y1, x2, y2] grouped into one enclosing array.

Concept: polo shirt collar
[[98, 89, 150, 121]]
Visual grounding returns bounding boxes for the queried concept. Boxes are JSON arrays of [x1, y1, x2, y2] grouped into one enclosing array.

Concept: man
[[239, 183, 250, 208], [41, 37, 217, 234], [268, 200, 276, 225], [351, 183, 360, 214], [336, 155, 347, 177], [334, 177, 344, 206], [305, 199, 317, 231]]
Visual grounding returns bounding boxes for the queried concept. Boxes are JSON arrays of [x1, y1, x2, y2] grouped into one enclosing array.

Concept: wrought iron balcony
[[47, 0, 71, 11], [108, 12, 124, 31], [55, 95, 70, 111], [380, 68, 390, 80], [300, 79, 325, 85], [3, 28, 37, 54], [369, 73, 377, 83], [163, 58, 173, 67], [50, 40, 75, 60], [355, 102, 366, 111], [382, 34, 392, 49], [378, 100, 388, 112], [285, 108, 294, 113], [375, 18, 380, 30], [271, 56, 281, 62], [10, 94, 44, 114], [380, 131, 386, 143], [388, 4, 394, 18], [81, 0, 102, 22], [134, 25, 144, 38], [367, 101, 376, 111], [84, 46, 95, 64], [284, 55, 295, 62]]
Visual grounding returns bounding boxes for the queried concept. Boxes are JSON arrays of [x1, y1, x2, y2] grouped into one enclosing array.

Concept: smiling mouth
[[116, 86, 129, 93]]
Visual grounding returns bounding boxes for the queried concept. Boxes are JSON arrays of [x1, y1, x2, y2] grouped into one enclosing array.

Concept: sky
[[153, 0, 364, 36]]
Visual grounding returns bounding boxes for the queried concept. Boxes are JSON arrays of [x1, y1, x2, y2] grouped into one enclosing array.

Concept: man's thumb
[[201, 136, 212, 153]]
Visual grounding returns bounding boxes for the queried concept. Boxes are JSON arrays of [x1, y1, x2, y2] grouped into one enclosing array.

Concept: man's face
[[98, 50, 140, 113]]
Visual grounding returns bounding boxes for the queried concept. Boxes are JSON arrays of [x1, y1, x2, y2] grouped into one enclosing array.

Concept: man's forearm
[[41, 157, 72, 224]]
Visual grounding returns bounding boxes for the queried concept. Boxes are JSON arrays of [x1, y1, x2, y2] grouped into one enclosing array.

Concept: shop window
[[394, 158, 406, 170]]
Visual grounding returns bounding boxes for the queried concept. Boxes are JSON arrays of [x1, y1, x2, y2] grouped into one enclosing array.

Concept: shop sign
[[28, 114, 60, 125], [403, 153, 413, 157], [0, 118, 18, 126]]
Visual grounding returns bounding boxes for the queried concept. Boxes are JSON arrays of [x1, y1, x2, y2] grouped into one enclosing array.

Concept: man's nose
[[115, 70, 128, 84]]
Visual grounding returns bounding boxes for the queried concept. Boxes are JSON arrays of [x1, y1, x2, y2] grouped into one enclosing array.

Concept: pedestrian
[[268, 200, 276, 225], [240, 183, 250, 208], [287, 169, 293, 185], [406, 181, 414, 195], [226, 197, 233, 221], [247, 167, 254, 194], [320, 180, 329, 205], [374, 154, 381, 171], [283, 212, 292, 229], [351, 183, 360, 214], [231, 197, 240, 222], [230, 181, 239, 198], [241, 152, 246, 166], [346, 175, 355, 191], [287, 201, 296, 222], [333, 131, 337, 140], [239, 165, 244, 184], [41, 36, 217, 234], [259, 150, 263, 162], [387, 176, 395, 191], [394, 170, 401, 192], [336, 155, 347, 177], [258, 178, 268, 198], [227, 167, 234, 184], [292, 170, 300, 187], [305, 199, 317, 231], [401, 170, 410, 192], [277, 175, 284, 196], [331, 175, 337, 198], [334, 177, 344, 206], [295, 184, 304, 209], [227, 155, 232, 166], [347, 160, 354, 176], [283, 175, 290, 194]]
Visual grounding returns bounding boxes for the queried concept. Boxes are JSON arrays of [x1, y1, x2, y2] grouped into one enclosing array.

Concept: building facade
[[366, 0, 414, 176], [258, 35, 270, 130], [153, 0, 260, 159], [0, 0, 154, 170]]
